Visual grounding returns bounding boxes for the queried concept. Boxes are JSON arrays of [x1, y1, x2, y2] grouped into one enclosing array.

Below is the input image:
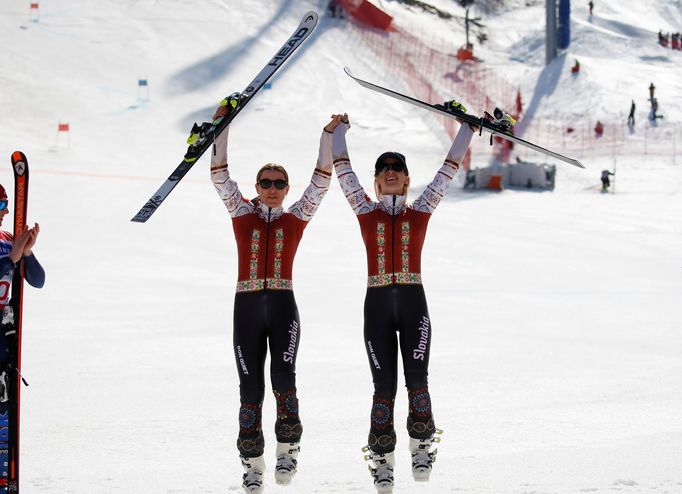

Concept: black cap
[[374, 151, 408, 176]]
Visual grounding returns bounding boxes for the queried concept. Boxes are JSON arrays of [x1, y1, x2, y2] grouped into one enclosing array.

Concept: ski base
[[1, 151, 30, 493], [343, 66, 585, 169], [131, 11, 319, 223]]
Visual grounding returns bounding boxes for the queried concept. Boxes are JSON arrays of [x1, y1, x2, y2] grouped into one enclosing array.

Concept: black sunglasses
[[258, 178, 288, 190], [376, 161, 406, 175]]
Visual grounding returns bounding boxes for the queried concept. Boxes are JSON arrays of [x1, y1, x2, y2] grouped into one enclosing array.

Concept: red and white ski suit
[[332, 121, 473, 453], [210, 126, 332, 456]]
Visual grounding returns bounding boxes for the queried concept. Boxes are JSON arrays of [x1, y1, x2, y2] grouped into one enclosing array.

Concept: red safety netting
[[336, 0, 681, 166]]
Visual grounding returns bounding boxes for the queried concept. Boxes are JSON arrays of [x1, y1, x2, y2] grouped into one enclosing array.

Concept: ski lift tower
[[456, 0, 479, 61], [546, 0, 571, 65]]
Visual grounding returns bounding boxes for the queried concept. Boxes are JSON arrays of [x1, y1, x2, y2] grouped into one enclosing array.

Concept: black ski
[[344, 66, 585, 169], [1, 151, 30, 493], [131, 11, 319, 223]]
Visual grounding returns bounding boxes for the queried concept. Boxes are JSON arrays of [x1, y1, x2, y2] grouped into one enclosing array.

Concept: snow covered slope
[[1, 0, 681, 493]]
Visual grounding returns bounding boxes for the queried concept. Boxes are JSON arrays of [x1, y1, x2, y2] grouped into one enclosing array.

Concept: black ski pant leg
[[363, 286, 399, 454], [397, 285, 437, 440], [233, 292, 268, 457], [265, 290, 303, 444]]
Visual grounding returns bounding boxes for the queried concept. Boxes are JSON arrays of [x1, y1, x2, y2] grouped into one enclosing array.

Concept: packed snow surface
[[1, 0, 680, 492]]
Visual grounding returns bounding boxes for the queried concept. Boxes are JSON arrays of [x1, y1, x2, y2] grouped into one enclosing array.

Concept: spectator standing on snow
[[571, 59, 581, 74], [588, 1, 594, 16], [627, 100, 635, 126], [649, 82, 656, 101], [327, 0, 344, 18], [651, 97, 663, 120], [601, 169, 614, 193], [594, 120, 604, 137], [658, 31, 670, 48]]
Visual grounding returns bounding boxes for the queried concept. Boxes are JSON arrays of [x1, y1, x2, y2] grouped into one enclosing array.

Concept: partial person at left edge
[[0, 178, 45, 486], [0, 180, 45, 387]]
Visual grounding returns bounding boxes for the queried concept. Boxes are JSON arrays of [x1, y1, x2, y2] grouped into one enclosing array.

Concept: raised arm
[[210, 126, 254, 218], [331, 115, 375, 216], [412, 123, 474, 213], [287, 121, 335, 221], [0, 225, 45, 288], [21, 224, 44, 288], [24, 253, 45, 289]]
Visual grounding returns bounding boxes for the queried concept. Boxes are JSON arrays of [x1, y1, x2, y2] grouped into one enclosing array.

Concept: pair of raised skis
[[131, 11, 583, 224], [1, 152, 30, 493]]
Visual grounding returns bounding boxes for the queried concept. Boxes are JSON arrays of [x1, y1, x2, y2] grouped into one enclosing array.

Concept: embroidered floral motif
[[406, 416, 436, 436], [264, 278, 293, 290], [367, 273, 421, 287], [238, 403, 262, 435], [249, 229, 260, 280], [406, 387, 436, 439], [401, 222, 410, 273], [408, 388, 432, 417], [274, 389, 300, 420], [237, 433, 265, 456], [273, 228, 284, 279], [367, 274, 393, 287], [237, 279, 293, 292], [274, 389, 302, 442], [368, 431, 397, 450], [395, 272, 422, 284], [371, 396, 395, 429], [377, 222, 386, 275]]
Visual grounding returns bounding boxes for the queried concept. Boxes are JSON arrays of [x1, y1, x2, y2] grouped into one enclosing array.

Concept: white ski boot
[[274, 441, 299, 485], [363, 446, 395, 493], [240, 454, 266, 493], [409, 430, 442, 482]]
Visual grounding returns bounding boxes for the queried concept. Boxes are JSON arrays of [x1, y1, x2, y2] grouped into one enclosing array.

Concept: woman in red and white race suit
[[330, 112, 474, 483], [210, 105, 341, 486]]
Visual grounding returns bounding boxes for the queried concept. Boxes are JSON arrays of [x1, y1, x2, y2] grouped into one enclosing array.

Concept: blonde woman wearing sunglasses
[[330, 108, 475, 493]]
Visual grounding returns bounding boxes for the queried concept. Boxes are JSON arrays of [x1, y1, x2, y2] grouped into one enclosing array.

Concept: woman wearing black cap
[[329, 111, 474, 493]]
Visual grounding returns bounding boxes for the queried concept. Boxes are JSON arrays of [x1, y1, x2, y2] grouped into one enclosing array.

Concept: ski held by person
[[330, 105, 476, 493], [211, 96, 337, 493]]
